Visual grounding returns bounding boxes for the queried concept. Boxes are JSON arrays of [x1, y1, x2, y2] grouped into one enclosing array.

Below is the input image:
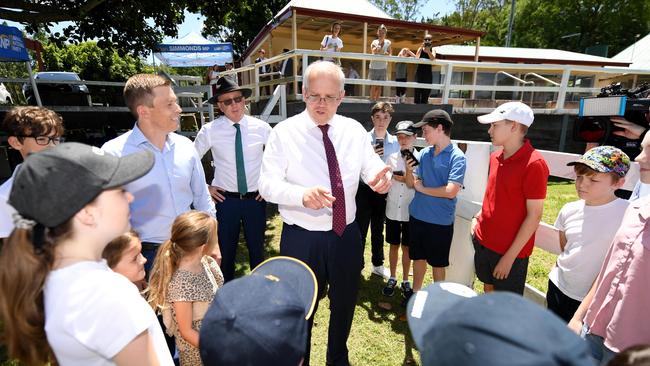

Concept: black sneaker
[[382, 278, 397, 297], [401, 282, 414, 306]]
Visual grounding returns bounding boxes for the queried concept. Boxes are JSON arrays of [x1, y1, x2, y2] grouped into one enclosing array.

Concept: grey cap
[[395, 120, 417, 136], [9, 142, 154, 228]]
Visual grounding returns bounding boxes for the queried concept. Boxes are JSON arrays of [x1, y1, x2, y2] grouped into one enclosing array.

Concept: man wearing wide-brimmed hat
[[195, 77, 272, 282]]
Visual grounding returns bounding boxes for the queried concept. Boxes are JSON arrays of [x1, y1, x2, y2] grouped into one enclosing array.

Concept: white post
[[556, 68, 571, 112], [26, 61, 42, 106], [441, 63, 453, 104]]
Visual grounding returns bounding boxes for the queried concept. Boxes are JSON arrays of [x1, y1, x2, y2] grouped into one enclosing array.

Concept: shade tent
[[154, 32, 233, 67], [0, 25, 41, 105]]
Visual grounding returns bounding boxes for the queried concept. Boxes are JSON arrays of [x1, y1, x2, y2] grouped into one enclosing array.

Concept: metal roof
[[434, 45, 630, 67], [612, 33, 650, 70]]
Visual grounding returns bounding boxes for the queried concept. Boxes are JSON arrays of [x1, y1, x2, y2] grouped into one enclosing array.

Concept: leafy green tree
[[201, 0, 288, 57]]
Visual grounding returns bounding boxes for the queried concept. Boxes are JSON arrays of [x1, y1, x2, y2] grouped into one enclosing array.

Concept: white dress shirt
[[102, 124, 215, 243], [385, 150, 420, 222], [194, 115, 271, 192], [259, 111, 387, 231], [0, 165, 19, 238]]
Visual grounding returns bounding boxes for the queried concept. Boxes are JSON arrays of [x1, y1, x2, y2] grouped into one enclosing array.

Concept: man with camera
[[414, 34, 436, 104]]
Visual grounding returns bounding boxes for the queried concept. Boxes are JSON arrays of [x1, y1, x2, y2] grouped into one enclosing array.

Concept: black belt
[[141, 242, 160, 252], [222, 191, 259, 199]]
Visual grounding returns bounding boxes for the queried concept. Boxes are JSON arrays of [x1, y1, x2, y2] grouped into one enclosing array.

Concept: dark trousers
[[396, 77, 407, 97], [546, 279, 582, 323], [355, 183, 387, 267], [414, 87, 431, 104], [216, 196, 266, 282], [280, 222, 363, 366]]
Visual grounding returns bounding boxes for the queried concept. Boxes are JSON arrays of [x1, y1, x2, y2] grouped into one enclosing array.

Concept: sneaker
[[371, 265, 390, 280], [382, 278, 397, 297], [401, 282, 414, 302]]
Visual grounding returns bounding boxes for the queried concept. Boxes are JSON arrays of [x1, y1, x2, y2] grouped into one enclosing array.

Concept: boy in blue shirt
[[405, 110, 466, 297]]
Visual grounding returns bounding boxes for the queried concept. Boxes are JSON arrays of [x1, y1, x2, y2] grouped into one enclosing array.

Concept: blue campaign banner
[[0, 25, 30, 62], [156, 43, 233, 53]]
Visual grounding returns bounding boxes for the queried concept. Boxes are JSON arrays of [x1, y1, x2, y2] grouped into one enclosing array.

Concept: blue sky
[[4, 1, 457, 43]]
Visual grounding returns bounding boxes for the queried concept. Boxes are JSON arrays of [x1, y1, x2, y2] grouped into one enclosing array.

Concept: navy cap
[[199, 256, 317, 366], [407, 283, 593, 366]]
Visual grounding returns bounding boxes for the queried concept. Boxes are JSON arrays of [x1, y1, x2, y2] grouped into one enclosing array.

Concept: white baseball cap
[[477, 101, 534, 127]]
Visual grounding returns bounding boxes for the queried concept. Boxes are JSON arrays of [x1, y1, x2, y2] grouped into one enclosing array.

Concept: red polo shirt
[[475, 139, 549, 258]]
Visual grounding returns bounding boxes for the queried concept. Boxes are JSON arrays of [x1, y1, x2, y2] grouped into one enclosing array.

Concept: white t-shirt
[[44, 260, 174, 366], [549, 198, 629, 300], [321, 35, 343, 62], [0, 164, 19, 238], [369, 39, 391, 69]]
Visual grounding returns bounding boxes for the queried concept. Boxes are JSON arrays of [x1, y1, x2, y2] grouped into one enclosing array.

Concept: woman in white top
[[320, 22, 343, 63], [0, 143, 173, 366]]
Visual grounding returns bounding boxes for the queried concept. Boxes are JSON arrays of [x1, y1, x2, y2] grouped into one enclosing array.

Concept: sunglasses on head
[[218, 95, 245, 106]]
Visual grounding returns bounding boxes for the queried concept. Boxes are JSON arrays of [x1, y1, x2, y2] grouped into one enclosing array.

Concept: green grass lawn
[[0, 180, 578, 366]]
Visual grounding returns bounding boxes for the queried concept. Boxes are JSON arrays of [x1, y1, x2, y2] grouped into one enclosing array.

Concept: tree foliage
[[369, 0, 428, 21], [432, 0, 650, 56], [201, 0, 288, 57], [41, 42, 154, 81]]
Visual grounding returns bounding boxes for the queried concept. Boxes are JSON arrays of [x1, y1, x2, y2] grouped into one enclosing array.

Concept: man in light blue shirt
[[356, 102, 399, 279], [102, 74, 216, 270]]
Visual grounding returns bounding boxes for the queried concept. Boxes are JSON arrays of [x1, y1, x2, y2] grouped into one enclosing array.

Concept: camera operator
[[414, 35, 436, 104], [587, 106, 650, 160]]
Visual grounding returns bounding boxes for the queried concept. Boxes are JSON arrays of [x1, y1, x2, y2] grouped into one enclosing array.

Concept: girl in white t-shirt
[[320, 22, 343, 63], [547, 146, 630, 323], [148, 210, 224, 366], [0, 142, 173, 366]]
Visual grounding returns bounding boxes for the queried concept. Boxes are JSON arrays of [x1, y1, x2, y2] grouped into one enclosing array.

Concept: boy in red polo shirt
[[471, 102, 549, 294]]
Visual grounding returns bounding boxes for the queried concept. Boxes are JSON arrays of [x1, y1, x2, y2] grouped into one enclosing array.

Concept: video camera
[[574, 82, 650, 145]]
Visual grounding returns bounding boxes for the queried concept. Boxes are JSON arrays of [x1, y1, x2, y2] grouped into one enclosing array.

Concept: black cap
[[207, 77, 252, 104], [407, 283, 593, 366], [9, 142, 154, 228], [413, 109, 453, 128], [199, 256, 317, 366]]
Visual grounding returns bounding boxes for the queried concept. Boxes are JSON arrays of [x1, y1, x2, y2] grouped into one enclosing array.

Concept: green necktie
[[234, 123, 248, 194]]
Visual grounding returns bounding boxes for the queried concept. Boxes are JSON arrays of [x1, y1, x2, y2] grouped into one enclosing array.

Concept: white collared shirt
[[259, 111, 387, 231], [0, 164, 19, 238], [194, 115, 271, 192], [385, 150, 420, 222]]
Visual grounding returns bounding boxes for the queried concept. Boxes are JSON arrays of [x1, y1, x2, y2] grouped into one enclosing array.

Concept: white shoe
[[372, 265, 390, 279]]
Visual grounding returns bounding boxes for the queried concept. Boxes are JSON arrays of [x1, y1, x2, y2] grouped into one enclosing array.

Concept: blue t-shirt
[[409, 143, 466, 225]]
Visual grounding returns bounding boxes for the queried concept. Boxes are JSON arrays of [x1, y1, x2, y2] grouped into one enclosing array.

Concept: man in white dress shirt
[[259, 61, 391, 366], [195, 77, 272, 282]]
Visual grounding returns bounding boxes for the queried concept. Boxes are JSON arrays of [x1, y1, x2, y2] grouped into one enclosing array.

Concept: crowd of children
[[0, 68, 648, 365]]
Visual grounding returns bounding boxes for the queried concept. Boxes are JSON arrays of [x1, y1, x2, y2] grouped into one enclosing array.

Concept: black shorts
[[409, 217, 453, 267], [472, 235, 529, 294], [546, 279, 581, 323], [386, 218, 410, 246]]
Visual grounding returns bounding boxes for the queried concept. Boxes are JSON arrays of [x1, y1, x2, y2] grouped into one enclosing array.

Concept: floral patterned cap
[[567, 145, 631, 177]]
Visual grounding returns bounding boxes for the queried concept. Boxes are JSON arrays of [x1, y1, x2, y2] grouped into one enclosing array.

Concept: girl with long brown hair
[[148, 210, 224, 366], [0, 142, 173, 365]]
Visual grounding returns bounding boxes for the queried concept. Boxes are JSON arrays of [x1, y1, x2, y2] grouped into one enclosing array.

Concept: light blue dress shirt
[[368, 129, 400, 164], [102, 124, 215, 243]]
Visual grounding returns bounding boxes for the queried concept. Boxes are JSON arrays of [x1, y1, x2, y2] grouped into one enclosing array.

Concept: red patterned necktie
[[318, 124, 346, 236]]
